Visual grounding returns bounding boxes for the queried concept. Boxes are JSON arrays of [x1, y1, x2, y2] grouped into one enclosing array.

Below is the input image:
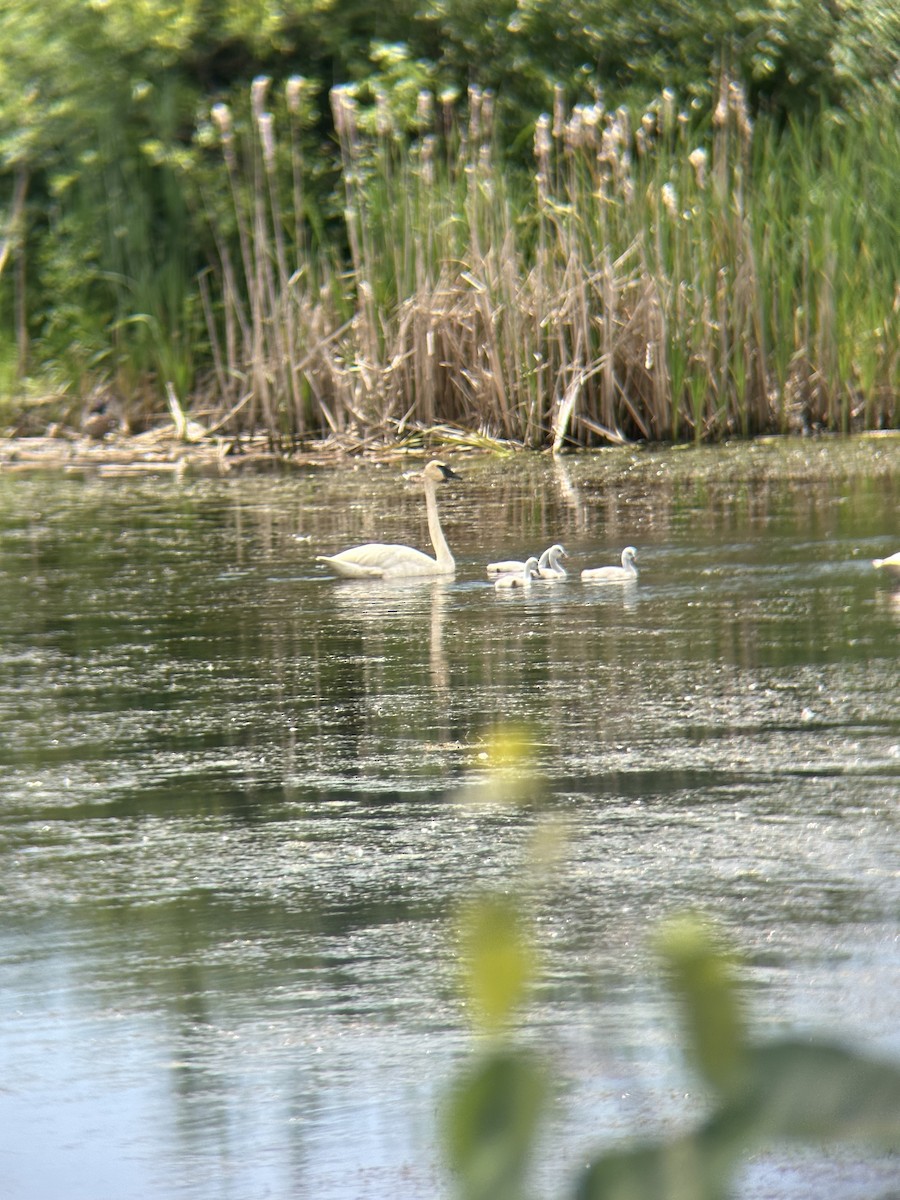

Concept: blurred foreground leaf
[[466, 725, 542, 810], [575, 1132, 731, 1200], [446, 1048, 546, 1200], [459, 896, 534, 1032], [710, 1039, 900, 1149], [444, 837, 900, 1200], [576, 1039, 900, 1200], [656, 914, 746, 1095], [483, 726, 534, 771]]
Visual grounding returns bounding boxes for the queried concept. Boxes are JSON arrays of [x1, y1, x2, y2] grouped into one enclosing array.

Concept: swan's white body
[[873, 551, 900, 576], [581, 546, 638, 583], [316, 460, 459, 579], [494, 556, 539, 590], [487, 555, 529, 577], [487, 543, 567, 578]]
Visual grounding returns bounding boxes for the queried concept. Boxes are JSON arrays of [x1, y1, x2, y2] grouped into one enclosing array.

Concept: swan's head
[[622, 546, 637, 563], [524, 556, 540, 576], [550, 543, 567, 558], [415, 459, 460, 484]]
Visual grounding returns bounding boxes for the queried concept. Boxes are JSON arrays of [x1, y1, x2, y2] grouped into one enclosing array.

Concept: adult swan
[[316, 460, 460, 579]]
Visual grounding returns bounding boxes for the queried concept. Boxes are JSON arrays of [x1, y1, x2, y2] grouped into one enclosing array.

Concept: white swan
[[581, 546, 638, 583], [873, 551, 900, 576], [316, 460, 460, 579], [537, 543, 568, 579], [494, 556, 539, 590], [487, 543, 567, 578], [487, 555, 529, 577]]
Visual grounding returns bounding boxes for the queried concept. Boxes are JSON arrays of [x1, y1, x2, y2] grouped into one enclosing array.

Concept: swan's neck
[[424, 478, 453, 568]]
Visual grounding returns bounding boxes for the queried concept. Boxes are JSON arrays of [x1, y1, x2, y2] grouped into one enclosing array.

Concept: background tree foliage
[[0, 0, 897, 416]]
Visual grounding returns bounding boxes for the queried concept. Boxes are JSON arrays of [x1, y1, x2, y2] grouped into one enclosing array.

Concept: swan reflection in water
[[876, 587, 900, 625], [327, 575, 452, 695]]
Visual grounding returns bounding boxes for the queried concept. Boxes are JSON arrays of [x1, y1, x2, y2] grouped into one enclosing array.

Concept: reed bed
[[197, 75, 898, 448]]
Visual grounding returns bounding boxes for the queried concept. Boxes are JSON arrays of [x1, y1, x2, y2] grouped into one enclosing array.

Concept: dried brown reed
[[198, 74, 898, 447]]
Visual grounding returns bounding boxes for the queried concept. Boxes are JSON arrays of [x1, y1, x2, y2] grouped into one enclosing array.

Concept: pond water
[[0, 440, 898, 1200]]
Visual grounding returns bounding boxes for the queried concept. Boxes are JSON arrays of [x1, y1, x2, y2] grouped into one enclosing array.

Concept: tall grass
[[197, 75, 898, 447]]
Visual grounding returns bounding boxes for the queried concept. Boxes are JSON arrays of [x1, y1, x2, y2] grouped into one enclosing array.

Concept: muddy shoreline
[[2, 423, 898, 478], [0, 425, 488, 475]]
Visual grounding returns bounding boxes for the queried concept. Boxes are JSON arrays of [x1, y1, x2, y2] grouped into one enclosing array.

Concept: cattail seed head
[[534, 113, 552, 165], [713, 78, 728, 127], [329, 88, 345, 137], [375, 89, 391, 137], [421, 134, 435, 186], [252, 75, 271, 122], [330, 87, 358, 143], [481, 89, 495, 141], [439, 88, 457, 125], [688, 146, 708, 188], [478, 143, 492, 177], [661, 87, 676, 135], [285, 76, 305, 115], [552, 84, 566, 138], [258, 112, 275, 168], [468, 85, 482, 145], [416, 89, 433, 128], [211, 102, 232, 140], [661, 181, 678, 218], [728, 80, 753, 143], [583, 103, 601, 132], [565, 106, 584, 152], [480, 142, 494, 182], [598, 124, 619, 174]]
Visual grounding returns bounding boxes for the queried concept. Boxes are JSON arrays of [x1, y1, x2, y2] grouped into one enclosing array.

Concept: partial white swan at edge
[[487, 543, 567, 579], [873, 551, 900, 576], [494, 556, 540, 590], [581, 546, 638, 583], [316, 460, 460, 579]]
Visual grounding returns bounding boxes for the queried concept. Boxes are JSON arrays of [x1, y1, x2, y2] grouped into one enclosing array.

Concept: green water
[[0, 441, 898, 1199]]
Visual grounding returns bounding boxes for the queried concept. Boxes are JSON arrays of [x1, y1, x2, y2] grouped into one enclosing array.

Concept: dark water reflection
[[1, 441, 898, 1199]]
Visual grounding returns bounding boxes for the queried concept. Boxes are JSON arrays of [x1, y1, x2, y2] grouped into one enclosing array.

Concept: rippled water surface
[[1, 441, 898, 1199]]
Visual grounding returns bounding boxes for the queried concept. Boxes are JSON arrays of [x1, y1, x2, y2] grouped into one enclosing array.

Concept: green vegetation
[[445, 735, 900, 1200], [448, 907, 900, 1199], [1, 1, 897, 443]]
